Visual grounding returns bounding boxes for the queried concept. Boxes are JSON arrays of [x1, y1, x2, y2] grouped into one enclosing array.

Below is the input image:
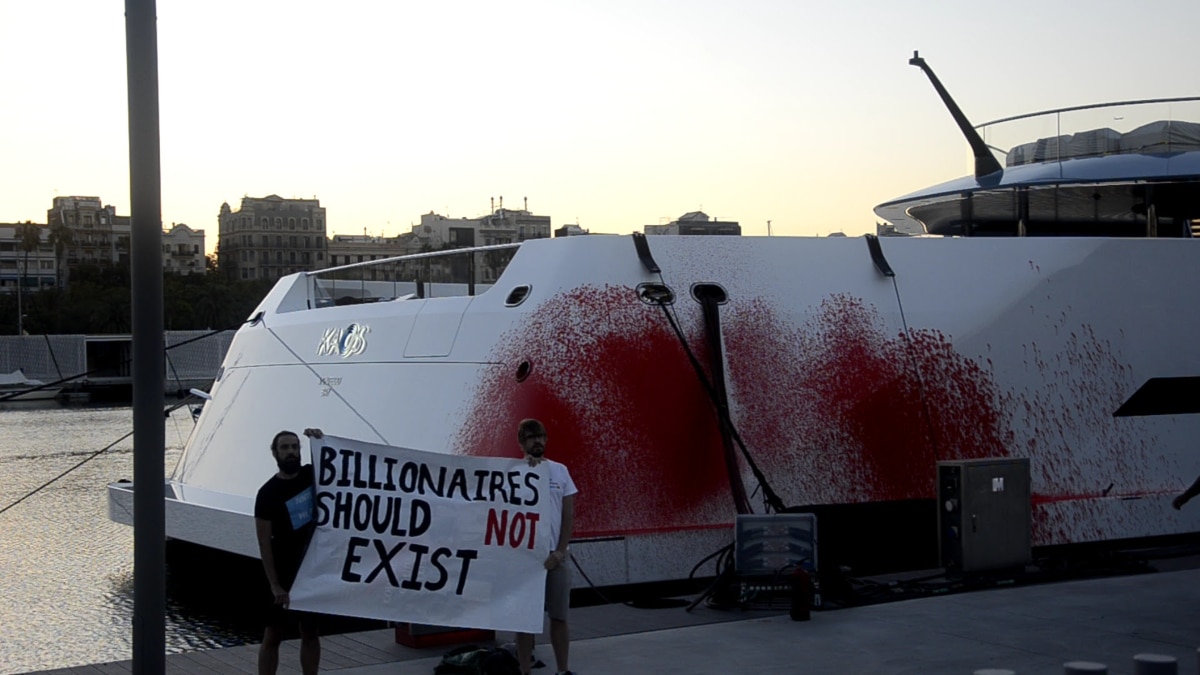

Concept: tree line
[[2, 261, 274, 335]]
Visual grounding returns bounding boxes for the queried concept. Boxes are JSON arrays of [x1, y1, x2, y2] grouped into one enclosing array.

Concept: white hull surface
[[110, 235, 1200, 584]]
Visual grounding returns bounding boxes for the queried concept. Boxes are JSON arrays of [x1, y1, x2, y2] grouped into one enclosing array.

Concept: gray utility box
[[734, 513, 818, 576], [937, 458, 1031, 573]]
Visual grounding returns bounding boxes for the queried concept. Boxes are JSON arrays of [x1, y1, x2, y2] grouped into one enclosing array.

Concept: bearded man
[[253, 428, 321, 675]]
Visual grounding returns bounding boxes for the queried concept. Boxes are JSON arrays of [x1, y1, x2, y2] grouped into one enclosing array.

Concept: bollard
[[1063, 662, 1107, 675], [1133, 653, 1176, 675]]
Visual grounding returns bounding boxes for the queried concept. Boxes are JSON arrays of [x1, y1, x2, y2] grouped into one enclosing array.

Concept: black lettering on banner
[[337, 449, 355, 487], [426, 547, 451, 591], [315, 491, 332, 526], [506, 471, 524, 505], [353, 493, 373, 530], [396, 461, 417, 492], [409, 499, 431, 537], [364, 540, 407, 585], [473, 470, 489, 501], [454, 549, 478, 595], [351, 451, 367, 489], [333, 490, 353, 529], [523, 471, 540, 506], [383, 456, 398, 490], [447, 469, 471, 501], [318, 446, 337, 486], [401, 544, 429, 590], [339, 539, 479, 595], [342, 536, 369, 582], [364, 453, 383, 490], [418, 464, 446, 497], [488, 471, 508, 503], [371, 495, 391, 533]]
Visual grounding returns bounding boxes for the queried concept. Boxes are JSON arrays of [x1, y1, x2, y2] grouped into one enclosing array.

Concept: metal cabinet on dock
[[937, 458, 1031, 574]]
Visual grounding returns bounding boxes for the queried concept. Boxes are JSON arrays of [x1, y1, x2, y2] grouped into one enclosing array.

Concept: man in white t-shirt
[[515, 418, 578, 675]]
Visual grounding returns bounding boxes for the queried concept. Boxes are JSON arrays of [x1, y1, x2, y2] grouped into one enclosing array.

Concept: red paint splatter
[[454, 285, 734, 537], [1002, 325, 1158, 545], [455, 285, 1158, 547], [723, 295, 1011, 505]]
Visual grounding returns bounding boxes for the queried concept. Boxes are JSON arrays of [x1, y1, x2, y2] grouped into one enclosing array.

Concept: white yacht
[[110, 55, 1200, 586]]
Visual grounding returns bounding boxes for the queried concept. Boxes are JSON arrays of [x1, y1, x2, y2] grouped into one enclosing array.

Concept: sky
[[3, 0, 1199, 256]]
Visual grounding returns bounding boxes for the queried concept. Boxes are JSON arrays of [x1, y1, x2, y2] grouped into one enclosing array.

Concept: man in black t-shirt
[[254, 429, 319, 675]]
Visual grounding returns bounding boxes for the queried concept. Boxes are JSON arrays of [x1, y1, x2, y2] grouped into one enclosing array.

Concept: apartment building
[[644, 211, 741, 236], [414, 198, 551, 249], [217, 195, 328, 281], [46, 196, 131, 285], [162, 223, 207, 275], [0, 223, 56, 293]]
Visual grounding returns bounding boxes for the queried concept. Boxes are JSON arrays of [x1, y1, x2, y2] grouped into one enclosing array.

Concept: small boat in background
[[0, 369, 62, 402]]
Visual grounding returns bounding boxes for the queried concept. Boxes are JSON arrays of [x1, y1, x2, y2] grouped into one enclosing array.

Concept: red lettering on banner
[[484, 508, 541, 549]]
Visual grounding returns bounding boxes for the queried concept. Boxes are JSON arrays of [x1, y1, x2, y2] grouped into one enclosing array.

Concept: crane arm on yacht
[[909, 50, 1004, 179]]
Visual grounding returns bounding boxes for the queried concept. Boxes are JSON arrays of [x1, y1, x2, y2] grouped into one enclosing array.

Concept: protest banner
[[289, 434, 551, 633]]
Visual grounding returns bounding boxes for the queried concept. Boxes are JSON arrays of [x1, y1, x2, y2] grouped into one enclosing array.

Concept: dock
[[22, 564, 1200, 674], [0, 331, 233, 400]]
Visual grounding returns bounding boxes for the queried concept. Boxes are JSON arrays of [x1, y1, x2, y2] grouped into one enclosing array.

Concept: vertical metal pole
[[125, 1, 165, 673]]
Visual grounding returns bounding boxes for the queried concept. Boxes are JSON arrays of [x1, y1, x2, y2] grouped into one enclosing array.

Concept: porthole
[[637, 283, 675, 305], [691, 283, 728, 305], [505, 285, 532, 307], [515, 360, 532, 382]]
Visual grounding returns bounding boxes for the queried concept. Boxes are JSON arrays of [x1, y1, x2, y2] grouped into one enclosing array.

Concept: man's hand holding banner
[[289, 434, 551, 633]]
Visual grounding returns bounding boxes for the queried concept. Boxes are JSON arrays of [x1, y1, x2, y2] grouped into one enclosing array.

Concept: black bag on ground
[[432, 644, 520, 675], [433, 644, 489, 675]]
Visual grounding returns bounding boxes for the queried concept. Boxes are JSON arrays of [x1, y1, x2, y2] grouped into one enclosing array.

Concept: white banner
[[289, 434, 550, 633]]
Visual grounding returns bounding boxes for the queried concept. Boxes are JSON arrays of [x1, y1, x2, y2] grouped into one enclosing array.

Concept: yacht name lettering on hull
[[320, 376, 343, 397], [317, 323, 370, 358]]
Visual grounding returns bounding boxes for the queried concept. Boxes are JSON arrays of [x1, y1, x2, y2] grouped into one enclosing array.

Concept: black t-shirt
[[254, 464, 316, 590]]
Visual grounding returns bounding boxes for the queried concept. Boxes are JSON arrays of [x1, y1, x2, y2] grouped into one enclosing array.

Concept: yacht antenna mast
[[908, 50, 1003, 178]]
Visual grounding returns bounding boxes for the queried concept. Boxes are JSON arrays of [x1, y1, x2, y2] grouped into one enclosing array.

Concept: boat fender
[[630, 232, 661, 274]]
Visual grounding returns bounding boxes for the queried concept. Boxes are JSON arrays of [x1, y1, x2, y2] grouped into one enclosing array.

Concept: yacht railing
[[975, 97, 1200, 168], [302, 243, 522, 309]]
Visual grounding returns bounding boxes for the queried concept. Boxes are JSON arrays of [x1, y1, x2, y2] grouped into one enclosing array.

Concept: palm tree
[[15, 222, 41, 334], [47, 222, 73, 289]]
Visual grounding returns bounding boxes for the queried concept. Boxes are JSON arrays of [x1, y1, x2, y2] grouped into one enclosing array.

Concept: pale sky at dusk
[[3, 1, 1198, 255]]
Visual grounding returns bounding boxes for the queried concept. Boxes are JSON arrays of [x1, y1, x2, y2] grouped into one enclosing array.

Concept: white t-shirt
[[543, 458, 578, 551]]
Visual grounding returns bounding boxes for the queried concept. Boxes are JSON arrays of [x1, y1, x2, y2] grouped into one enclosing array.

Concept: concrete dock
[[25, 566, 1200, 674]]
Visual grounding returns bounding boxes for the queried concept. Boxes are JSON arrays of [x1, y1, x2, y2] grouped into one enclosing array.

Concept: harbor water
[[0, 402, 262, 674]]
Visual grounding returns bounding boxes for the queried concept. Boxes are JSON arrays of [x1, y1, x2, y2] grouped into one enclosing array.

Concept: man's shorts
[[545, 558, 571, 621]]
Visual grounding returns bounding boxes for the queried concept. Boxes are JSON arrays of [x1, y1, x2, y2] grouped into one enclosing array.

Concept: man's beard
[[277, 456, 302, 474], [527, 445, 545, 457]]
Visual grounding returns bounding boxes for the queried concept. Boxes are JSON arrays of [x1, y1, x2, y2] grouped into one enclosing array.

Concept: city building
[[327, 233, 422, 267], [217, 195, 328, 281], [162, 223, 206, 275], [644, 211, 741, 236], [413, 198, 552, 249], [408, 200, 551, 284], [0, 222, 56, 293], [876, 222, 909, 237], [554, 224, 590, 237], [47, 196, 131, 285]]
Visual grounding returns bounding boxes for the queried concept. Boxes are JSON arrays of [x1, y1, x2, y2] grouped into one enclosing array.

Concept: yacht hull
[[109, 234, 1200, 583]]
